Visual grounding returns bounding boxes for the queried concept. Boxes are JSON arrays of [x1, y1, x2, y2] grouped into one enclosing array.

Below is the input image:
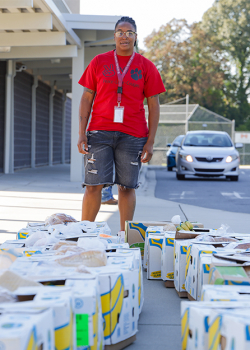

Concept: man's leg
[[82, 185, 103, 221], [118, 186, 136, 231]]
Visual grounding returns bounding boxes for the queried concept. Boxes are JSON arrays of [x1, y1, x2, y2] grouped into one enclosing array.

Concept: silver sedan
[[175, 131, 243, 181]]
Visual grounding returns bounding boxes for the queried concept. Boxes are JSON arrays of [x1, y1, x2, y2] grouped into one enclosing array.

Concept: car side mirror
[[172, 142, 181, 147], [235, 143, 243, 149], [166, 143, 171, 148]]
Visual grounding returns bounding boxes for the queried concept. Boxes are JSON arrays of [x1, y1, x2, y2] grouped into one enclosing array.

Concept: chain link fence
[[145, 102, 235, 166]]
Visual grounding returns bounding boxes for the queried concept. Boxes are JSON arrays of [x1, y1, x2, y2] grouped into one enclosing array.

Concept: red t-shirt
[[78, 50, 165, 138]]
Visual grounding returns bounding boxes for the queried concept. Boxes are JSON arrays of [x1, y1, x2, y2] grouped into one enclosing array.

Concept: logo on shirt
[[131, 68, 142, 81], [103, 64, 115, 77]]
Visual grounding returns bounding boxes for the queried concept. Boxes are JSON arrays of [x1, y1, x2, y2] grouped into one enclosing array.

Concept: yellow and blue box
[[147, 233, 164, 280], [161, 232, 175, 282]]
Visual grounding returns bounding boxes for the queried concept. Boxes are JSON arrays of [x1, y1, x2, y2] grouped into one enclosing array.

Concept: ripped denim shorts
[[82, 130, 147, 189]]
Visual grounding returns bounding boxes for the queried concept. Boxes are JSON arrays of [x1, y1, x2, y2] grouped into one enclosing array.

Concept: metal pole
[[185, 94, 189, 134], [231, 119, 235, 142]]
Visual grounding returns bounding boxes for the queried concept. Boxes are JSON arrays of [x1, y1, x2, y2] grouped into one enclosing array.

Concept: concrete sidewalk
[[1, 164, 250, 349]]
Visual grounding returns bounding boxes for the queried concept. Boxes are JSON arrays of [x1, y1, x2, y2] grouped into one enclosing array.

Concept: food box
[[144, 226, 164, 269], [146, 233, 164, 280], [174, 239, 190, 295], [201, 284, 250, 302], [161, 232, 175, 282], [0, 307, 54, 350]]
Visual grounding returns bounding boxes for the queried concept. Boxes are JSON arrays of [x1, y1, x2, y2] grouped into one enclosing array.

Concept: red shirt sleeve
[[78, 56, 98, 91], [143, 58, 166, 98]]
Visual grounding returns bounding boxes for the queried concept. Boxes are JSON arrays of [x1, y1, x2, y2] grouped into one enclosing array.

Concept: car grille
[[195, 157, 223, 163], [194, 168, 224, 173]]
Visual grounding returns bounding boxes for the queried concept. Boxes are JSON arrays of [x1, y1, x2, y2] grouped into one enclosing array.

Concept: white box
[[185, 244, 226, 300], [65, 278, 103, 350], [143, 226, 163, 269], [221, 312, 250, 350], [161, 233, 175, 281], [88, 266, 138, 346], [147, 233, 164, 280], [202, 285, 250, 302], [0, 308, 54, 350], [181, 301, 250, 350], [197, 255, 212, 301], [174, 240, 189, 293]]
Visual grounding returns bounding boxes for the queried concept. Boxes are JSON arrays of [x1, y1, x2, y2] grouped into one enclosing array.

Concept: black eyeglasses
[[114, 30, 137, 38]]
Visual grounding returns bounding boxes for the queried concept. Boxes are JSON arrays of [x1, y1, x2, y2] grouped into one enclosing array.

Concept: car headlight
[[226, 154, 238, 163], [180, 154, 193, 162]]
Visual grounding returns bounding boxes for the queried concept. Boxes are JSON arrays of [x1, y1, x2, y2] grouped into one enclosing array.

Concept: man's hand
[[77, 134, 88, 154], [141, 140, 154, 163]]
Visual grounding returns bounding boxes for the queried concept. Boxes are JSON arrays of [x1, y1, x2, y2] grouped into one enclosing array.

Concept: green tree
[[143, 19, 227, 115], [202, 0, 250, 127]]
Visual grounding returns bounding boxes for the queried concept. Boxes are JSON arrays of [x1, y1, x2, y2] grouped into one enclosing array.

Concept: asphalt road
[[154, 168, 250, 214]]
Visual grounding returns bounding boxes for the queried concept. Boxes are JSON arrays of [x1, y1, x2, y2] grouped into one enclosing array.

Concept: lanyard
[[114, 50, 135, 106]]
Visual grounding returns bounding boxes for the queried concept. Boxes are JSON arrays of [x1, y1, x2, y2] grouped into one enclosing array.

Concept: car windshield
[[183, 133, 232, 147]]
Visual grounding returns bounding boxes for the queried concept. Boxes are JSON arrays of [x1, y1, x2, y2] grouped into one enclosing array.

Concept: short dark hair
[[115, 16, 137, 32]]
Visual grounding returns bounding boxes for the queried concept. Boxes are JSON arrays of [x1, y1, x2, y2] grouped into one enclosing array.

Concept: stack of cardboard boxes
[[126, 219, 250, 350], [0, 220, 144, 350]]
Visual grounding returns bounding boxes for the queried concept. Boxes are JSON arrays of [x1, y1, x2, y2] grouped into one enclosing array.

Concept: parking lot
[[155, 167, 250, 214]]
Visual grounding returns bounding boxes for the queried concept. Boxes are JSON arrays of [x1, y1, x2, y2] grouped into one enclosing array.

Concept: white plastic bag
[[171, 215, 181, 225], [77, 237, 107, 251]]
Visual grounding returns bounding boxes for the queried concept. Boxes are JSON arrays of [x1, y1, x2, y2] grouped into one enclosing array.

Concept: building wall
[[36, 81, 50, 166], [53, 90, 63, 164], [14, 71, 33, 169], [0, 61, 6, 173]]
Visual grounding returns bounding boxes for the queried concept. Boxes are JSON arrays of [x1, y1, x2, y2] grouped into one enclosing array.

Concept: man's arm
[[77, 88, 96, 154], [141, 94, 160, 163]]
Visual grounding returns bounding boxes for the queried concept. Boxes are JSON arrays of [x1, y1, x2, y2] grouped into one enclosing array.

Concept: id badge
[[114, 106, 124, 123]]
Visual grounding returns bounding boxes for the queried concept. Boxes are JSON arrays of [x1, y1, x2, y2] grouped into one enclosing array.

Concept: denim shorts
[[83, 131, 147, 189]]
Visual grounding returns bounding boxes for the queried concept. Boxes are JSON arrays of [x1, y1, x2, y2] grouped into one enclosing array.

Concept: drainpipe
[[31, 76, 38, 168], [49, 85, 55, 166]]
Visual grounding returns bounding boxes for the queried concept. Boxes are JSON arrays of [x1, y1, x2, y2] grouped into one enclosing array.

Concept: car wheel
[[167, 167, 173, 171], [229, 176, 238, 181], [176, 173, 185, 180]]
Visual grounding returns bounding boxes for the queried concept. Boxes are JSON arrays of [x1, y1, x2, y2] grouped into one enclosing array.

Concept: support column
[[31, 76, 38, 168], [4, 60, 15, 174], [49, 85, 55, 166], [61, 91, 66, 164], [70, 46, 84, 181]]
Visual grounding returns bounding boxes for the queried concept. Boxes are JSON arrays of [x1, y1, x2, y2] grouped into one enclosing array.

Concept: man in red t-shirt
[[77, 16, 165, 231]]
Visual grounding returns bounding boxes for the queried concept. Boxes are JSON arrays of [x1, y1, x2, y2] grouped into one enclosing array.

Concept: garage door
[[53, 90, 63, 164], [0, 61, 6, 173], [36, 81, 50, 166], [65, 97, 71, 163], [14, 71, 33, 169]]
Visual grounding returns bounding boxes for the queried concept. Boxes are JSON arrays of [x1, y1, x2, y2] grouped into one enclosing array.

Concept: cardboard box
[[88, 266, 139, 346], [202, 285, 250, 302], [144, 226, 164, 269], [175, 228, 213, 240], [181, 300, 250, 350], [161, 233, 175, 282], [185, 244, 218, 300], [125, 221, 167, 258], [174, 240, 190, 294], [197, 255, 212, 301], [0, 307, 54, 350], [201, 284, 250, 302], [65, 278, 103, 350], [220, 312, 250, 350], [107, 248, 144, 315], [184, 243, 238, 300], [208, 308, 250, 350], [208, 263, 250, 286], [147, 233, 164, 280], [125, 221, 204, 257]]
